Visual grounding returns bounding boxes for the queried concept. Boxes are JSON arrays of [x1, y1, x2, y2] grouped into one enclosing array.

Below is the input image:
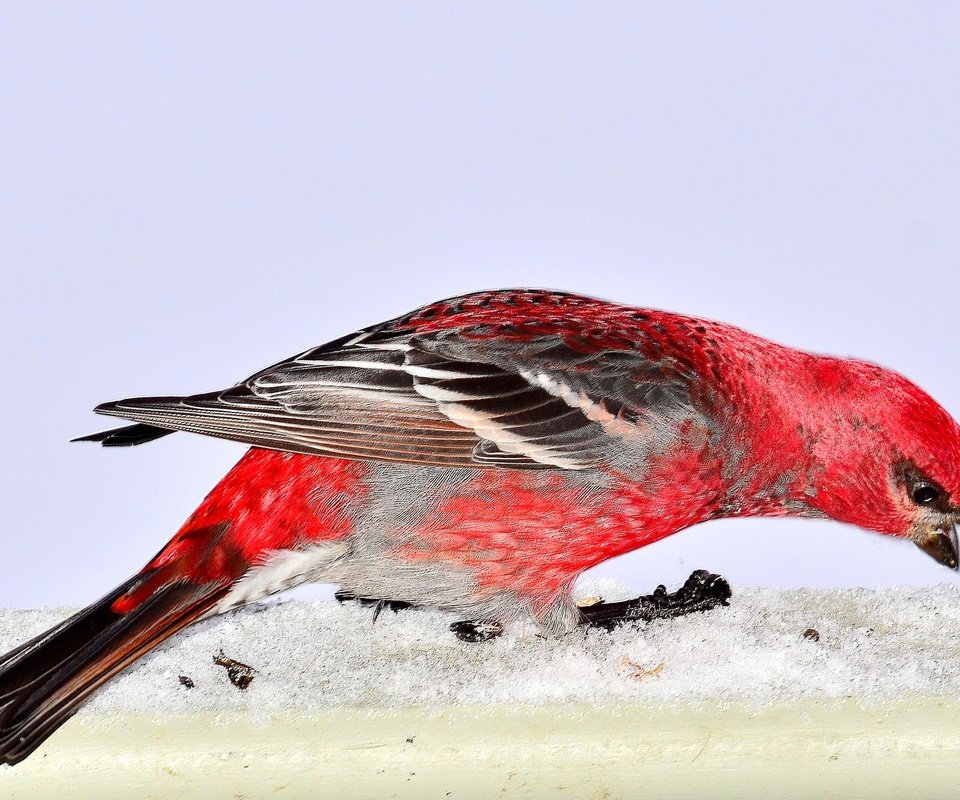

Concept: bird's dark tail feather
[[72, 423, 173, 447], [0, 575, 227, 766]]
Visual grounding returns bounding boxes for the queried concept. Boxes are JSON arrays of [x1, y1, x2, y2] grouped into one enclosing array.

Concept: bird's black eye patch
[[911, 483, 941, 507]]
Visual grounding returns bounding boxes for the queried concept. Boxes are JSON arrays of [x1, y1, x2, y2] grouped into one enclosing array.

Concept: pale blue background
[[2, 3, 960, 607]]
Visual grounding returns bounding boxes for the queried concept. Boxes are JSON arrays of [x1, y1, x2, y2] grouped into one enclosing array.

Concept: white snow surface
[[2, 579, 960, 718]]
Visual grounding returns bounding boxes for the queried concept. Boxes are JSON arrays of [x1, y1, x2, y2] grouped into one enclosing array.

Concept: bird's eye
[[911, 483, 941, 507]]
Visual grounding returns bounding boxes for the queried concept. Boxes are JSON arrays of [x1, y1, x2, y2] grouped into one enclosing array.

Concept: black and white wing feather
[[82, 319, 699, 471]]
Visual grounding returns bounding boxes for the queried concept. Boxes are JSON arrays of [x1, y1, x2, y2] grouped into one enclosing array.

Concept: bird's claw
[[579, 569, 732, 630], [334, 590, 412, 623]]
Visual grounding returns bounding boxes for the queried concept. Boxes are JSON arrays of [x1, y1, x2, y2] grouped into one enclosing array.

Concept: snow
[[2, 579, 960, 719]]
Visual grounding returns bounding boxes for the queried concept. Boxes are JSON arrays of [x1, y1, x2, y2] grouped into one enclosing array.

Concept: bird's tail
[[0, 573, 228, 766]]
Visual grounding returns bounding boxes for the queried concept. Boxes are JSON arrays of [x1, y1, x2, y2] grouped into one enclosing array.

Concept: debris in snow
[[213, 650, 257, 690], [621, 659, 665, 681], [803, 628, 820, 642], [178, 675, 195, 689]]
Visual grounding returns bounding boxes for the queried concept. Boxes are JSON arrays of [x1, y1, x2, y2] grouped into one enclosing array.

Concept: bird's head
[[801, 358, 960, 569]]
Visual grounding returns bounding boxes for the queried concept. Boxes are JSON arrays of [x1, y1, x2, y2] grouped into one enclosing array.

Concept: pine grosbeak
[[2, 288, 958, 764]]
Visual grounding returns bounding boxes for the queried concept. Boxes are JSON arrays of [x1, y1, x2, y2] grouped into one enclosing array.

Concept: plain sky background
[[2, 3, 960, 609]]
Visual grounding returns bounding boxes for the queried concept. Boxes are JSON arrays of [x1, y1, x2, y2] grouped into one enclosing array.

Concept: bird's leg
[[450, 570, 730, 642], [449, 620, 504, 642], [578, 569, 731, 630], [336, 570, 729, 640], [334, 591, 503, 640]]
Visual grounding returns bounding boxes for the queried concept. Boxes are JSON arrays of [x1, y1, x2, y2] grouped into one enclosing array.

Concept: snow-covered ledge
[[2, 579, 960, 799]]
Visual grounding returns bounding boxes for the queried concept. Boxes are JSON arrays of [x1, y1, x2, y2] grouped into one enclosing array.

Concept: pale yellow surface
[[2, 699, 958, 799]]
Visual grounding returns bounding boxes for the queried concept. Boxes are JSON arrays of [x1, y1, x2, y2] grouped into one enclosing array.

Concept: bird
[[2, 287, 959, 765]]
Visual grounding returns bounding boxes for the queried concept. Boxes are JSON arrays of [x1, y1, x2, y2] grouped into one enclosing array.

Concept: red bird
[[2, 288, 959, 764]]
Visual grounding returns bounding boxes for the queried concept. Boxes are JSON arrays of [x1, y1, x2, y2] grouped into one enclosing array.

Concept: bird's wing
[[88, 290, 707, 470]]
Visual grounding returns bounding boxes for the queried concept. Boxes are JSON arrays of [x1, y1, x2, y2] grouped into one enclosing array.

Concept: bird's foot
[[334, 590, 413, 622], [450, 620, 504, 642], [578, 569, 731, 630]]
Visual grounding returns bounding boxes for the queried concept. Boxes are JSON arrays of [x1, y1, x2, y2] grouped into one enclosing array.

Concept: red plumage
[[2, 288, 959, 764]]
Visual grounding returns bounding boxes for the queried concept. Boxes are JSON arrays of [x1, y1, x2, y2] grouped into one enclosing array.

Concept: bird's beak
[[913, 522, 959, 569]]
